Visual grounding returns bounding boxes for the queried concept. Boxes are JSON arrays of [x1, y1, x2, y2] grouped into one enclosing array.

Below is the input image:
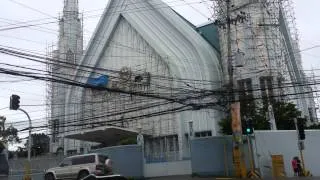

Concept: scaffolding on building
[[45, 44, 59, 148], [212, 0, 317, 122], [75, 53, 182, 161]]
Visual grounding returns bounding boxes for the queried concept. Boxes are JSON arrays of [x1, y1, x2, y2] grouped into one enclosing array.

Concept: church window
[[66, 49, 75, 64]]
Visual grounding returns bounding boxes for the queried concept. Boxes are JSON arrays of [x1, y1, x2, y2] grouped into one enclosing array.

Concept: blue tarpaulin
[[87, 75, 109, 87]]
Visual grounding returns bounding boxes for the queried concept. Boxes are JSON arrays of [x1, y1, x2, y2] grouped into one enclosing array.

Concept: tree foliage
[[0, 125, 20, 144], [218, 104, 270, 135], [272, 101, 302, 130], [218, 100, 305, 135], [16, 146, 27, 158], [31, 133, 50, 155], [118, 136, 137, 145], [17, 133, 50, 157], [0, 125, 20, 153], [306, 123, 320, 129], [24, 133, 50, 156]]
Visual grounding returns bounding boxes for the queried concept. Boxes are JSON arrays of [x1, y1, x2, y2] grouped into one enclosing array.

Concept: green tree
[[16, 146, 27, 158], [306, 123, 320, 129], [0, 125, 20, 153], [25, 133, 50, 156], [218, 117, 232, 135], [118, 136, 137, 145], [272, 101, 302, 130], [218, 105, 270, 135], [218, 101, 304, 135]]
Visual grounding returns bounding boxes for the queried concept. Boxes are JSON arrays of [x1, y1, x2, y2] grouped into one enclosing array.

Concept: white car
[[45, 153, 111, 180]]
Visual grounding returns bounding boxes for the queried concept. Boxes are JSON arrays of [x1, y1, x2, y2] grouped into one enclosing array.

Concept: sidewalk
[[148, 175, 317, 180]]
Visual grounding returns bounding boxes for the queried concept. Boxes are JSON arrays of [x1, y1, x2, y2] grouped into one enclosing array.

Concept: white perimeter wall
[[144, 160, 192, 178], [254, 130, 320, 178]]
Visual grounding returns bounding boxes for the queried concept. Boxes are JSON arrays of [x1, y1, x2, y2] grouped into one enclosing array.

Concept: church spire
[[58, 0, 83, 65], [63, 0, 79, 14]]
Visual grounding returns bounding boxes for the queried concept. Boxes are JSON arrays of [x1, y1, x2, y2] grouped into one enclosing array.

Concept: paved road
[[148, 175, 317, 180], [6, 174, 317, 180]]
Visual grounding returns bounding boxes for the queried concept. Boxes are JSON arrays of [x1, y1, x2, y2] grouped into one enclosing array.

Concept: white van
[[45, 153, 111, 180]]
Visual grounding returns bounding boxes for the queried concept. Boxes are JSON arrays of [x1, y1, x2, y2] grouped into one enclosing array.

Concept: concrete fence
[[254, 130, 320, 178], [190, 136, 250, 177], [91, 145, 144, 179], [190, 130, 320, 178], [6, 130, 320, 179], [144, 160, 192, 178], [8, 154, 64, 180]]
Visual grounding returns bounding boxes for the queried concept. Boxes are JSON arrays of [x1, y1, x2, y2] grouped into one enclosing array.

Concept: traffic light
[[297, 118, 305, 140], [9, 94, 20, 110], [245, 119, 254, 135]]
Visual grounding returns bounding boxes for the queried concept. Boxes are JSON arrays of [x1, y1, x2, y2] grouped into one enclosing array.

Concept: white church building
[[48, 0, 317, 159], [49, 0, 223, 159]]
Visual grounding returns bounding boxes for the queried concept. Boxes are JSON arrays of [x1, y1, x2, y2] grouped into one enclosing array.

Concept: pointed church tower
[[50, 0, 83, 153], [58, 0, 83, 66]]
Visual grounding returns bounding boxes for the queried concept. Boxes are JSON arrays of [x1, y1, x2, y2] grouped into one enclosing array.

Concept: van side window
[[72, 155, 95, 165], [60, 158, 72, 167], [98, 155, 108, 164]]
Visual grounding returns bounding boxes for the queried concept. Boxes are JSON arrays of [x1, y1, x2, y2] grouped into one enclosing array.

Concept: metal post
[[137, 127, 144, 177], [294, 118, 299, 138], [294, 118, 305, 174], [188, 121, 193, 157], [18, 108, 32, 161], [223, 140, 229, 176], [300, 149, 305, 171], [247, 135, 254, 170]]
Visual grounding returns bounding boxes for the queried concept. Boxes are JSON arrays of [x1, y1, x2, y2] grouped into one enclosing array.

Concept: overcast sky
[[0, 0, 319, 145]]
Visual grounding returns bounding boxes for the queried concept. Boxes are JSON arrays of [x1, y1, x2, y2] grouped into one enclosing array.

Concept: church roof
[[63, 0, 224, 140], [196, 23, 221, 54], [74, 0, 222, 88]]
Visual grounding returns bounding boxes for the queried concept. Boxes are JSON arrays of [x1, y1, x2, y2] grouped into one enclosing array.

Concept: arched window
[[66, 49, 75, 64]]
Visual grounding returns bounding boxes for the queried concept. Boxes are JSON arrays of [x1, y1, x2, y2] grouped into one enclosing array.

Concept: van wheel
[[45, 173, 55, 180], [77, 170, 89, 180]]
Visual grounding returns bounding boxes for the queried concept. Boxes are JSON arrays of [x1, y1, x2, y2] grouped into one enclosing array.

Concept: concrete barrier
[[144, 160, 192, 178]]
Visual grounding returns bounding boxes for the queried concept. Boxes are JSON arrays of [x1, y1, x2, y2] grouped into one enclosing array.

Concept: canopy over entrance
[[65, 126, 145, 145]]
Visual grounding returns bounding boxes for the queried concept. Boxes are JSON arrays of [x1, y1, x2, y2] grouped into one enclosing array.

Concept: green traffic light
[[246, 128, 251, 133]]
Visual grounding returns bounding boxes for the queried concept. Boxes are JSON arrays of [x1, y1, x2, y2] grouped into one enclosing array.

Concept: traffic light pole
[[246, 135, 254, 170], [9, 95, 32, 179], [18, 108, 32, 162], [294, 118, 305, 174]]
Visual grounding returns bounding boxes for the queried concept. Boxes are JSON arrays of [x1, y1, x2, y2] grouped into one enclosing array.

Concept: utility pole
[[214, 0, 248, 178], [225, 1, 246, 178], [294, 118, 308, 176]]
